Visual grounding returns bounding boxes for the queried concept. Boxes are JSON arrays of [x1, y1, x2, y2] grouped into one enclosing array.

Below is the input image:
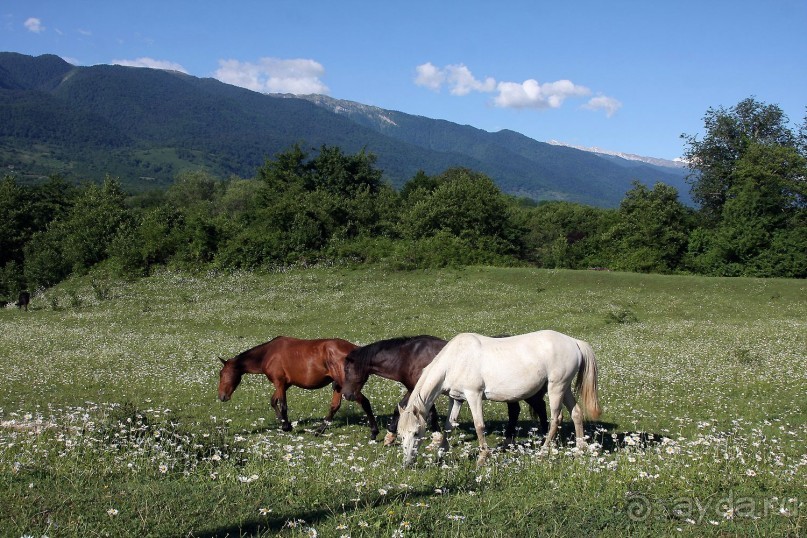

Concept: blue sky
[[3, 1, 806, 160]]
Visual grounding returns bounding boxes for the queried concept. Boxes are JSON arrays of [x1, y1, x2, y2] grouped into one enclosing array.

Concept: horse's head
[[341, 349, 369, 401], [398, 403, 427, 467], [217, 358, 242, 402]]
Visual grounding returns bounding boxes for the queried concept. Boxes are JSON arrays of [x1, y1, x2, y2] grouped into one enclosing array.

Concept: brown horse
[[217, 336, 380, 439], [341, 335, 548, 446]]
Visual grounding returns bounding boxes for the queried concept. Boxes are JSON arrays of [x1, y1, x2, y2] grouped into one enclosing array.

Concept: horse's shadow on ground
[[483, 419, 666, 453], [248, 415, 666, 455], [191, 482, 448, 537], [242, 412, 400, 438], [197, 419, 666, 536]]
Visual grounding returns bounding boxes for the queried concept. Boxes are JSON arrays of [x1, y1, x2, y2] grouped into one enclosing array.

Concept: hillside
[[0, 52, 690, 206]]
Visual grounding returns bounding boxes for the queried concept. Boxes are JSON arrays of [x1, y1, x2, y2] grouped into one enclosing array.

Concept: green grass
[[1, 266, 805, 537]]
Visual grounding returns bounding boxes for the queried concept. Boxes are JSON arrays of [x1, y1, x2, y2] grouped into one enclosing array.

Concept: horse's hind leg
[[316, 388, 344, 435], [270, 384, 293, 432], [564, 388, 587, 449], [542, 383, 565, 452]]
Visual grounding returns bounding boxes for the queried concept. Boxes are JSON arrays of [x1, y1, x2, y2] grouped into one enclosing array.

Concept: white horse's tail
[[574, 339, 602, 420]]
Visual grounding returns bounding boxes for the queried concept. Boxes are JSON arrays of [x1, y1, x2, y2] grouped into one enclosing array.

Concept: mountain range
[[0, 52, 691, 207]]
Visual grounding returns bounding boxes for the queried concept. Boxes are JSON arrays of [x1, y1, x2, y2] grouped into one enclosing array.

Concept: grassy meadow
[[0, 266, 805, 537]]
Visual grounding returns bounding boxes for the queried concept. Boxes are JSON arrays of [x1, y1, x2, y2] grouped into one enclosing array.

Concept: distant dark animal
[[341, 335, 548, 446], [15, 291, 30, 311], [217, 336, 379, 439]]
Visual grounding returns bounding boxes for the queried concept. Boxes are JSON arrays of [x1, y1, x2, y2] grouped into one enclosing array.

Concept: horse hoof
[[425, 432, 444, 451], [281, 423, 293, 432], [383, 432, 397, 446], [476, 449, 491, 466]]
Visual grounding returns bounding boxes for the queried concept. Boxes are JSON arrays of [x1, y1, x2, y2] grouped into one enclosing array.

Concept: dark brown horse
[[218, 336, 380, 439], [341, 335, 548, 446], [16, 291, 30, 311]]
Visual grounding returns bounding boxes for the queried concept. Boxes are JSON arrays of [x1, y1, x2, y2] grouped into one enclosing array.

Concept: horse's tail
[[574, 339, 602, 420]]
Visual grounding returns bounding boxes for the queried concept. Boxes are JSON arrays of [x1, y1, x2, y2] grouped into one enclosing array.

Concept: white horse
[[398, 330, 601, 466]]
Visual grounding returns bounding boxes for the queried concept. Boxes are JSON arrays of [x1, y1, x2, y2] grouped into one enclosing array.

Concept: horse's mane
[[347, 335, 437, 368], [229, 336, 282, 365]]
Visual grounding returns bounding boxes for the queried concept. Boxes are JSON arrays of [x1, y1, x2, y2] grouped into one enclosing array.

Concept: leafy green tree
[[682, 97, 797, 223], [166, 170, 221, 208], [256, 143, 309, 194], [400, 168, 524, 262], [109, 205, 184, 275], [59, 178, 131, 274], [213, 144, 397, 268], [689, 143, 806, 276], [520, 201, 615, 269], [399, 169, 439, 202], [604, 182, 692, 273], [24, 178, 129, 286], [0, 176, 29, 268], [23, 229, 70, 289], [308, 146, 383, 197]]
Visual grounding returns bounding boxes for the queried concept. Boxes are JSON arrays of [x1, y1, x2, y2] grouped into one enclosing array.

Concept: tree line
[[1, 97, 804, 300]]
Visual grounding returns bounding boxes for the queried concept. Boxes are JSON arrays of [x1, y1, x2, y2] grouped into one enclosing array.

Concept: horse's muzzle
[[342, 392, 357, 401], [218, 394, 231, 402]]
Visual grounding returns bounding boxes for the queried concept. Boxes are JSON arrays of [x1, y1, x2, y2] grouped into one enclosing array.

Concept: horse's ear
[[219, 357, 227, 365]]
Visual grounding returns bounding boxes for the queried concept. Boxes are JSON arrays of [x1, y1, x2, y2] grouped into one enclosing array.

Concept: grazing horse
[[398, 330, 601, 466], [341, 335, 548, 446], [217, 336, 380, 439], [15, 291, 30, 311]]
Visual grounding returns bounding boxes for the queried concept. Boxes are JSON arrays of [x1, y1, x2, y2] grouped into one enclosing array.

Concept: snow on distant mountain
[[548, 140, 688, 169]]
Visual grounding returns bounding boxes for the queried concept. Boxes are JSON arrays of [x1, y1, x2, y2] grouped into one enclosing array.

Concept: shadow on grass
[[190, 483, 443, 537], [192, 419, 667, 536], [484, 420, 666, 454]]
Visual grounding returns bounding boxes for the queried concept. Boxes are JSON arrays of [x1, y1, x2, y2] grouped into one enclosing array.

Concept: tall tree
[[605, 182, 692, 273], [696, 143, 806, 276], [401, 168, 523, 257], [682, 97, 797, 222]]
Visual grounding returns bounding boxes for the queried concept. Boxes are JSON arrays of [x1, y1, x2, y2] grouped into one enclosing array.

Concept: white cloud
[[414, 62, 495, 95], [24, 17, 44, 33], [583, 95, 622, 117], [414, 62, 445, 91], [111, 57, 188, 73], [214, 57, 329, 95], [494, 79, 590, 109], [414, 62, 618, 117]]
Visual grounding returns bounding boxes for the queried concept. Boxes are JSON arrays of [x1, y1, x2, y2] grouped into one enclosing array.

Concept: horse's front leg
[[354, 392, 380, 441], [430, 398, 461, 453], [386, 392, 411, 446], [316, 387, 344, 436], [465, 393, 490, 465], [270, 383, 292, 432], [542, 383, 565, 452]]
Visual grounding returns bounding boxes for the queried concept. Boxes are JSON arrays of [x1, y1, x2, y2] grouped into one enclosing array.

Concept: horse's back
[[256, 336, 356, 388], [440, 331, 583, 401]]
